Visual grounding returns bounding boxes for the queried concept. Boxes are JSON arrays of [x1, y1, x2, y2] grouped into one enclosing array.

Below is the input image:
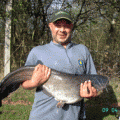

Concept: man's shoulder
[[72, 42, 88, 50], [31, 43, 49, 51], [71, 42, 90, 56]]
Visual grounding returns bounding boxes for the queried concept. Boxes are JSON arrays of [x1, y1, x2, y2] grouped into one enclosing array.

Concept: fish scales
[[0, 66, 109, 107], [43, 71, 108, 104]]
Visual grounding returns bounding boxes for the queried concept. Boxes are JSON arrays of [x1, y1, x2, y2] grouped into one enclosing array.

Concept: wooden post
[[4, 0, 12, 76]]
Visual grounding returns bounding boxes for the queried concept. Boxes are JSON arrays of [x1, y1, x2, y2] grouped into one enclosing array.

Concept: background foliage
[[0, 0, 120, 77]]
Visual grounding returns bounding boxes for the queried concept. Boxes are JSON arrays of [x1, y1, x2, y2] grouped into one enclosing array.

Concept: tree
[[4, 0, 12, 76], [0, 0, 119, 76]]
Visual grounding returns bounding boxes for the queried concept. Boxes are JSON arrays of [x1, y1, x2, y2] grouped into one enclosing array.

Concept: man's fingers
[[87, 80, 93, 95], [34, 64, 42, 71], [34, 65, 39, 71], [80, 83, 83, 95], [87, 80, 98, 97], [45, 67, 51, 77], [42, 65, 45, 72], [80, 83, 83, 89], [84, 81, 87, 86], [88, 80, 91, 86], [80, 81, 88, 97], [47, 68, 51, 77], [80, 80, 98, 98], [91, 87, 98, 97]]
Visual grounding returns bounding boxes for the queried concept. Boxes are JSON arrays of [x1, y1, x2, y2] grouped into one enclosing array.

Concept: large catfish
[[0, 62, 109, 108]]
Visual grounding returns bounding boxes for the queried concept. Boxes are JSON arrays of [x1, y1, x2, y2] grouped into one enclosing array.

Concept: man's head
[[49, 10, 73, 46]]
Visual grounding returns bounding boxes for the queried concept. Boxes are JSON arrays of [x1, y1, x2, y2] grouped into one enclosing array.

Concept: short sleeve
[[84, 47, 97, 74], [25, 48, 37, 66]]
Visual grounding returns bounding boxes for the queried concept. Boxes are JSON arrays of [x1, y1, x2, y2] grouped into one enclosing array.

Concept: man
[[22, 10, 97, 120]]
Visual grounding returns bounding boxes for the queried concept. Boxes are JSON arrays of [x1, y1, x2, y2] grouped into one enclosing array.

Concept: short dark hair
[[54, 18, 72, 25]]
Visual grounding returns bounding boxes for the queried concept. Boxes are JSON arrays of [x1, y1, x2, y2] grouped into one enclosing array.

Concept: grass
[[0, 87, 35, 120], [0, 104, 31, 120], [0, 76, 120, 120], [84, 76, 120, 120]]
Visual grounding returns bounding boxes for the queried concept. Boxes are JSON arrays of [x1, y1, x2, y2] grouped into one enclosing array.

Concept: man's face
[[49, 19, 73, 45]]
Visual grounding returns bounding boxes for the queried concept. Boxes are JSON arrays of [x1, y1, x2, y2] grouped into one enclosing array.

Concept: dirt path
[[1, 100, 120, 107], [2, 100, 32, 106]]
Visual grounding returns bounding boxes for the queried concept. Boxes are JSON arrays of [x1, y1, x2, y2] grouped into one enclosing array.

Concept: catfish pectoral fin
[[42, 88, 52, 97], [56, 101, 66, 108]]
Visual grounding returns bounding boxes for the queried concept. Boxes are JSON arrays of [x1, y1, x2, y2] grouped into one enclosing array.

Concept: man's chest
[[35, 48, 86, 74]]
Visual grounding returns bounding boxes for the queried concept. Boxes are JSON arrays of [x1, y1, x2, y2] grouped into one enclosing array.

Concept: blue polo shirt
[[25, 41, 97, 120]]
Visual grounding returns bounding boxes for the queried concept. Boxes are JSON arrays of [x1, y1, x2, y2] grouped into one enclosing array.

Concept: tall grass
[[0, 77, 120, 120]]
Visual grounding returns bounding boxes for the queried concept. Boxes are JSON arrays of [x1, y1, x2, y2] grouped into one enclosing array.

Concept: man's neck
[[52, 38, 71, 49], [61, 41, 70, 49]]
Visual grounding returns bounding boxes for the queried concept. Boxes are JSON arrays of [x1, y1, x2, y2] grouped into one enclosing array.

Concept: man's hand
[[31, 64, 51, 87], [22, 64, 51, 90], [80, 80, 97, 98]]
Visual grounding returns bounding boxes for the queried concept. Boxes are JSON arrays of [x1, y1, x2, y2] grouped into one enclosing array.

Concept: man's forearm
[[21, 80, 37, 90]]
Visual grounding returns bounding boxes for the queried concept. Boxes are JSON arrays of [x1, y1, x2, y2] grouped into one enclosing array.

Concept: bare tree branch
[[73, 0, 86, 27]]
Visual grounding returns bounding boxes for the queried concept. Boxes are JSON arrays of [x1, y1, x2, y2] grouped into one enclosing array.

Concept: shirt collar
[[50, 40, 74, 49]]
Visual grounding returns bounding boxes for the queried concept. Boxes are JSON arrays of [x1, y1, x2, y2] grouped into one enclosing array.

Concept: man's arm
[[80, 46, 97, 98]]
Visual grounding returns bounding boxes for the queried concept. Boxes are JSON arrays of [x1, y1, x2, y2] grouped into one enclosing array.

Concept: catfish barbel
[[0, 65, 109, 108]]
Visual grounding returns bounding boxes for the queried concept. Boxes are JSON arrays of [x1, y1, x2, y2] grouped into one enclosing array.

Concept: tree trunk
[[4, 0, 12, 76]]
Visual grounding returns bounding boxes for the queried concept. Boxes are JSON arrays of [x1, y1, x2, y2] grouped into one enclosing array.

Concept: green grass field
[[0, 77, 120, 120], [84, 77, 120, 120]]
